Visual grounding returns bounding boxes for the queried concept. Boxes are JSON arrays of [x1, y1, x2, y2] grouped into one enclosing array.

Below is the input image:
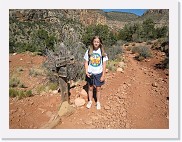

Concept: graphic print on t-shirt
[[89, 53, 101, 67]]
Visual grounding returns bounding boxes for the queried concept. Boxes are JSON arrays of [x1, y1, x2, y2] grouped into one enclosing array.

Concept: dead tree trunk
[[58, 77, 68, 103], [45, 46, 75, 121]]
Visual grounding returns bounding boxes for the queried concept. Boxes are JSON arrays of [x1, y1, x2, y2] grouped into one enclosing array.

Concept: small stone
[[104, 105, 111, 110], [117, 68, 123, 72], [152, 82, 158, 87], [52, 90, 58, 94]]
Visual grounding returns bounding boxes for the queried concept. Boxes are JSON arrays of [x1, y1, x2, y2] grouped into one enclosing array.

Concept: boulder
[[74, 97, 85, 107], [52, 90, 58, 94], [117, 68, 123, 72], [80, 89, 87, 97]]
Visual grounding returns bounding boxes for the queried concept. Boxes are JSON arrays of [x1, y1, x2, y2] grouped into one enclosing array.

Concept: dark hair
[[89, 36, 106, 57]]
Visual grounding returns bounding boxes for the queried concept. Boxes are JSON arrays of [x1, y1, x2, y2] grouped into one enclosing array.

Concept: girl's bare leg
[[96, 86, 101, 102], [88, 85, 93, 101]]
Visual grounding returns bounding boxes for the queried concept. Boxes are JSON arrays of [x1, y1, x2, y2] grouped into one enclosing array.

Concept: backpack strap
[[88, 47, 90, 65], [100, 47, 104, 64], [101, 48, 104, 64]]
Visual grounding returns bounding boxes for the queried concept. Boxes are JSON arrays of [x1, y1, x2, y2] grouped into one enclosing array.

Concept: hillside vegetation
[[9, 9, 169, 85], [9, 9, 169, 129]]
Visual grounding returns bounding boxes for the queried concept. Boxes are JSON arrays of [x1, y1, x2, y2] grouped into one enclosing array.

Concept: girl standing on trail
[[84, 36, 108, 110]]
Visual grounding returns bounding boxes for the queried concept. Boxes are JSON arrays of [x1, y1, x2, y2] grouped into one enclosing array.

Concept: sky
[[103, 9, 148, 16]]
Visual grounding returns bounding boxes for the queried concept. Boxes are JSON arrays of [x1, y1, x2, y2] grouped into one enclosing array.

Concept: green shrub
[[131, 46, 142, 54], [155, 57, 169, 69], [9, 77, 20, 87], [35, 82, 59, 94], [163, 57, 169, 69], [29, 68, 45, 77], [105, 45, 123, 60], [138, 46, 152, 58], [155, 26, 168, 39], [26, 90, 33, 97], [9, 88, 33, 99], [36, 85, 46, 94], [17, 90, 25, 99], [146, 40, 153, 45], [83, 24, 117, 46], [9, 88, 19, 97], [48, 82, 59, 90], [116, 40, 125, 45], [29, 68, 38, 77], [10, 76, 26, 88], [132, 46, 152, 61], [115, 54, 124, 62], [17, 90, 33, 100], [151, 42, 159, 49], [158, 37, 168, 44], [106, 60, 117, 71]]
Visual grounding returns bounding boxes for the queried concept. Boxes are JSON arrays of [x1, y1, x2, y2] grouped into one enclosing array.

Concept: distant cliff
[[9, 9, 168, 31], [9, 9, 107, 26], [139, 9, 169, 26]]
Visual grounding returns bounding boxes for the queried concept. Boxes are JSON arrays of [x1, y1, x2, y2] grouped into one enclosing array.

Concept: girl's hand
[[100, 75, 105, 82], [86, 72, 91, 78]]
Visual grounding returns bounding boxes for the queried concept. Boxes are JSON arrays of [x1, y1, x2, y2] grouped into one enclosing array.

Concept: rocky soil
[[9, 45, 169, 129]]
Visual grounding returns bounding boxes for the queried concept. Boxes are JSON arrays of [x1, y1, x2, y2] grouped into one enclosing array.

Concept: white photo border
[[0, 0, 179, 139]]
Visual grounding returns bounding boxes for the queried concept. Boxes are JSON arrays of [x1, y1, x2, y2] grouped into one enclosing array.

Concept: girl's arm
[[102, 61, 106, 76], [84, 60, 90, 77], [100, 61, 107, 81]]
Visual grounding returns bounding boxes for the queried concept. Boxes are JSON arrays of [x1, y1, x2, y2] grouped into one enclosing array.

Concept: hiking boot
[[96, 102, 101, 110], [86, 101, 92, 109]]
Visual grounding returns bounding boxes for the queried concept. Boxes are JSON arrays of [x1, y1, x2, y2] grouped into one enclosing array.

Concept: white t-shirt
[[84, 48, 108, 74]]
